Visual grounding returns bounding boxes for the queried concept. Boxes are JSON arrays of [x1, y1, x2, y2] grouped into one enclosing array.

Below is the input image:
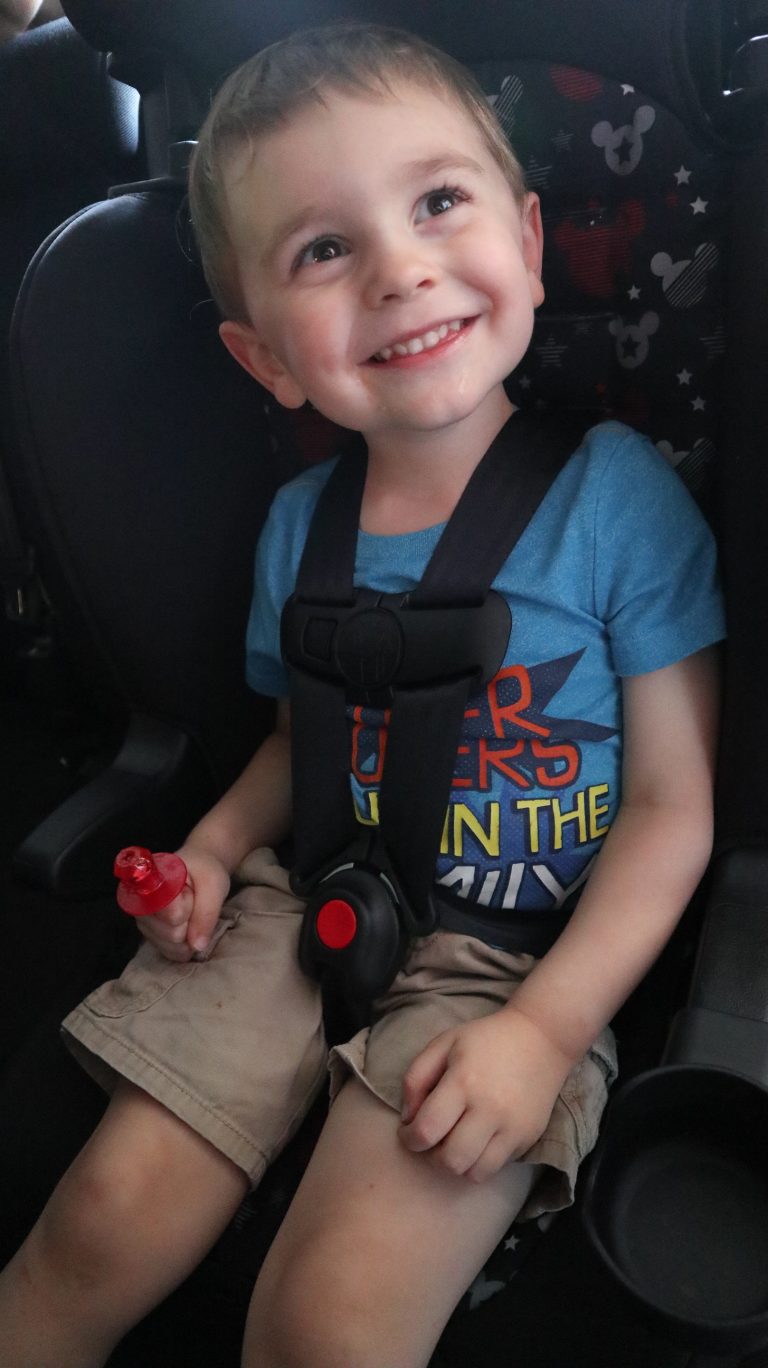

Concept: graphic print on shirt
[[350, 649, 617, 914]]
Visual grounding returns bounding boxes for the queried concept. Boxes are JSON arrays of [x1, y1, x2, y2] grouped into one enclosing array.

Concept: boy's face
[[220, 80, 544, 444]]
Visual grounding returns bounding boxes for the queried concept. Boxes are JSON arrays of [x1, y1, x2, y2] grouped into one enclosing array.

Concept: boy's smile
[[220, 81, 544, 457], [368, 315, 469, 364]]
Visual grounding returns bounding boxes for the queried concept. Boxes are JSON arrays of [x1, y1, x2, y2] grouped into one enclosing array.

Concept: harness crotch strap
[[281, 412, 579, 998]]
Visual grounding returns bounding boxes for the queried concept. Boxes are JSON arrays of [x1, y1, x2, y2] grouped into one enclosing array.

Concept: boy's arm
[[400, 646, 720, 1179], [508, 644, 719, 1061], [140, 699, 292, 960], [185, 697, 293, 873]]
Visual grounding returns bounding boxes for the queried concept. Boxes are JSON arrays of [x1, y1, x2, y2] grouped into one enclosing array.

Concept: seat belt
[[281, 411, 581, 998]]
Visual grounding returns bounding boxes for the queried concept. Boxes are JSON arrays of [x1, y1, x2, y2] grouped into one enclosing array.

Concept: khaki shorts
[[62, 849, 617, 1222]]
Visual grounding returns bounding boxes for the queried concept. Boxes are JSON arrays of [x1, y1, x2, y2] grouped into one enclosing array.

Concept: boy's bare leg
[[0, 1078, 248, 1368], [244, 1078, 539, 1368]]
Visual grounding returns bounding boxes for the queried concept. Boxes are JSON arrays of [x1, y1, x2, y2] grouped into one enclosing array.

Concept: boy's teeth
[[374, 319, 463, 362]]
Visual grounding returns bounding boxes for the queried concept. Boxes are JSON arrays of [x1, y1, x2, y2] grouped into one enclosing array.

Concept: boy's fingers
[[143, 917, 188, 946], [146, 938, 194, 963], [186, 874, 228, 951], [431, 1111, 495, 1178], [400, 1033, 452, 1123], [399, 1075, 465, 1153], [466, 1133, 515, 1183], [136, 919, 194, 961], [152, 886, 194, 927]]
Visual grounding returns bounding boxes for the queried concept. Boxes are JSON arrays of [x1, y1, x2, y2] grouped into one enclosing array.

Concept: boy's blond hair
[[189, 22, 527, 322]]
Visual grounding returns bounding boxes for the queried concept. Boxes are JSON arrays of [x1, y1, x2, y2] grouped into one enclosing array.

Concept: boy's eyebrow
[[261, 153, 486, 266], [260, 205, 326, 266], [404, 153, 486, 181]]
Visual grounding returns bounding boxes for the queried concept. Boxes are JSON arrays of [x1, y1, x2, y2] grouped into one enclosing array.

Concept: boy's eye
[[415, 186, 468, 223], [295, 236, 348, 269]]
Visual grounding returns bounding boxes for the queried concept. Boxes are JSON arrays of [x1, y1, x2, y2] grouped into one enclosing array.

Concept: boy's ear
[[521, 191, 545, 308], [218, 320, 307, 410]]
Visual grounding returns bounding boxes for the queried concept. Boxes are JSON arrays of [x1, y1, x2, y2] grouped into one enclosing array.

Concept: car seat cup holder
[[113, 845, 188, 916], [583, 1024, 768, 1352]]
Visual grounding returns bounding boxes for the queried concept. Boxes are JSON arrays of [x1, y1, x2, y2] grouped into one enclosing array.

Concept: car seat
[[0, 14, 143, 690], [2, 1, 768, 1365]]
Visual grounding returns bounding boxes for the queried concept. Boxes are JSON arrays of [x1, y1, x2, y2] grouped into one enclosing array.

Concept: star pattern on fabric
[[552, 129, 575, 152], [701, 326, 726, 357], [535, 335, 569, 369], [525, 156, 553, 189]]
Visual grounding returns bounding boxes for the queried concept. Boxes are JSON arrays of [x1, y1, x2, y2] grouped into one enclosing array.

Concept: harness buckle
[[281, 588, 511, 697], [298, 862, 409, 1000]]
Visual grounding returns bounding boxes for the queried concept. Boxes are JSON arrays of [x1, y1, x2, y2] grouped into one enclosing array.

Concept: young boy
[[0, 23, 724, 1368]]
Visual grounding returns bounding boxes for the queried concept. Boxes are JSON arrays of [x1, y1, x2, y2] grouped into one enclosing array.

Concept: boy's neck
[[360, 390, 516, 536]]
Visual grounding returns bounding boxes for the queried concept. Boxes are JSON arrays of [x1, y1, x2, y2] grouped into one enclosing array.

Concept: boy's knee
[[245, 1239, 414, 1368], [32, 1135, 172, 1290], [246, 1251, 325, 1367]]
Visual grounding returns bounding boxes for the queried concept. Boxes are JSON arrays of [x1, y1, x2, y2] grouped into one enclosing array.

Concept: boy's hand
[[135, 846, 231, 962], [398, 1008, 573, 1182]]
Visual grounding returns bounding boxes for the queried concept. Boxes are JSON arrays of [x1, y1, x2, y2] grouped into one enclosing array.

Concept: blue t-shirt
[[246, 421, 725, 916]]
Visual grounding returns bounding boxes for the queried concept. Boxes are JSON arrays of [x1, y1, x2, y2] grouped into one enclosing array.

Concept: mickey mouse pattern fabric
[[481, 61, 725, 505]]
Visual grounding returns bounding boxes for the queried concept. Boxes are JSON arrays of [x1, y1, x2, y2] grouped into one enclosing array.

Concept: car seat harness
[[281, 412, 579, 999]]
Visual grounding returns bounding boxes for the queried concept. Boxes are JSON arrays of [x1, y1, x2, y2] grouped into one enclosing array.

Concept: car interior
[[1, 1, 768, 1365]]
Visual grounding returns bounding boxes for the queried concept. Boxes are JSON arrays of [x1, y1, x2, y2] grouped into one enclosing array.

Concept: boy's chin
[[376, 390, 512, 435], [302, 379, 513, 441]]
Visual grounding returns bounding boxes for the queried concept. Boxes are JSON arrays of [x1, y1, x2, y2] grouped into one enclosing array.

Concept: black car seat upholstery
[[3, 1, 768, 1364], [0, 16, 143, 670]]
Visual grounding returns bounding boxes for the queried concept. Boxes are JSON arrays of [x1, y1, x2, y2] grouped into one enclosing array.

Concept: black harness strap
[[409, 412, 579, 607], [282, 411, 579, 944], [377, 414, 582, 920], [292, 434, 367, 605]]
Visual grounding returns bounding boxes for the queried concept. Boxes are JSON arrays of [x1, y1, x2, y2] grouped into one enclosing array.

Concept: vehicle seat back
[[0, 17, 142, 638]]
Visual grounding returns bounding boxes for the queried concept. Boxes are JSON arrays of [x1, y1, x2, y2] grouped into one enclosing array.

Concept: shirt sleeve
[[593, 428, 726, 677]]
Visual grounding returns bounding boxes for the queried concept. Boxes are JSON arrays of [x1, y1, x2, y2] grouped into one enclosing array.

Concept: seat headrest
[[0, 19, 139, 186], [61, 0, 726, 135]]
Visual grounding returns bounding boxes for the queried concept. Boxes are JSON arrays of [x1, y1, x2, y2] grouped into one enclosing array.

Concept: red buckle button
[[316, 898, 357, 950]]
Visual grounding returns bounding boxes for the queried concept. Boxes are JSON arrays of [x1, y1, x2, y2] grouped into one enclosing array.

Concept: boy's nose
[[363, 240, 438, 307]]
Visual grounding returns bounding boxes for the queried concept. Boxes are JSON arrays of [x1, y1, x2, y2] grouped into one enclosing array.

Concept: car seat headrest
[[60, 0, 730, 134]]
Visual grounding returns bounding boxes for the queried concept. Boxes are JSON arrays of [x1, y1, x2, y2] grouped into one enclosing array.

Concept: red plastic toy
[[114, 846, 188, 917]]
